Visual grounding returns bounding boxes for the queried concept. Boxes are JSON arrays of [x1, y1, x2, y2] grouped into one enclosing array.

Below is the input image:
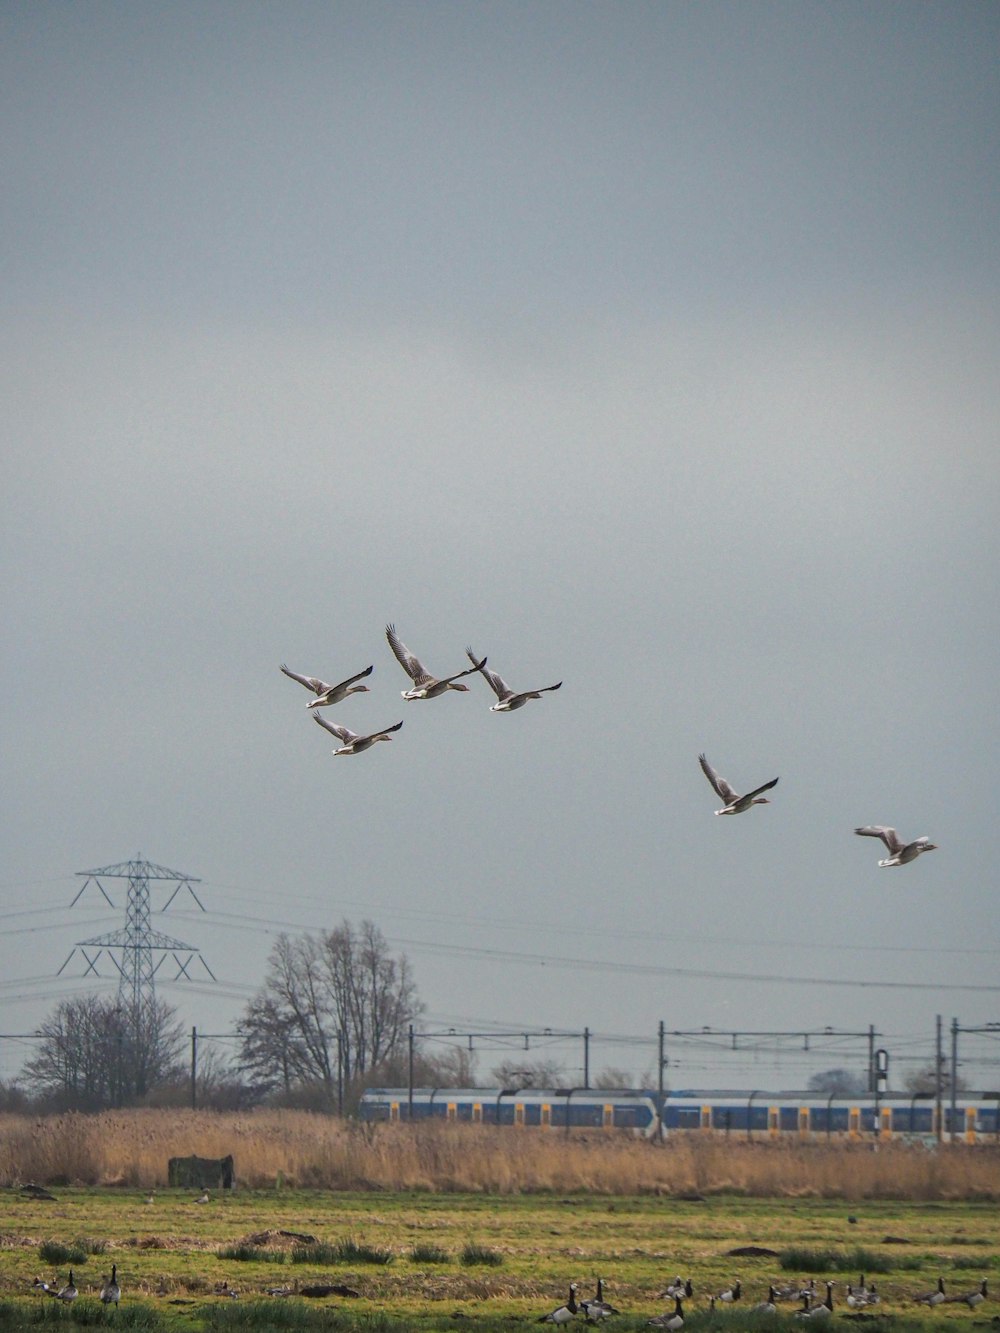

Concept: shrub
[[460, 1242, 503, 1267]]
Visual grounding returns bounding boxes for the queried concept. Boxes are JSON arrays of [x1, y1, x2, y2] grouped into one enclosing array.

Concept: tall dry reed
[[0, 1111, 996, 1199]]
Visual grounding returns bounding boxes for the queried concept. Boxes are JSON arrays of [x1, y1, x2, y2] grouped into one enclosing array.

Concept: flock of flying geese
[[539, 1273, 989, 1327], [281, 625, 937, 865], [280, 623, 562, 754]]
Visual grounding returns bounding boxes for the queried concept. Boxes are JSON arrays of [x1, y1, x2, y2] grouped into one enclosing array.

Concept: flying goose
[[280, 663, 373, 708], [465, 648, 562, 712], [386, 624, 485, 699], [101, 1265, 121, 1307], [698, 754, 778, 815], [313, 712, 403, 755], [55, 1271, 77, 1302], [539, 1284, 579, 1323], [914, 1277, 946, 1305], [854, 826, 938, 867], [648, 1296, 684, 1329], [580, 1277, 619, 1321]]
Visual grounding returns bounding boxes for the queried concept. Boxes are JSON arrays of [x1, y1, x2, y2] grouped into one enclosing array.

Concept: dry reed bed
[[0, 1111, 997, 1199]]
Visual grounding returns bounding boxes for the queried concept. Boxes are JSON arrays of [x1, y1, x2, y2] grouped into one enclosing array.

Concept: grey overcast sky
[[3, 1, 999, 1090]]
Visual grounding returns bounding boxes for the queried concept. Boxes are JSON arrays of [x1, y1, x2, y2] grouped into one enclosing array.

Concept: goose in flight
[[313, 712, 403, 755], [280, 663, 373, 708], [699, 754, 779, 815], [854, 826, 938, 867], [385, 624, 485, 699], [465, 648, 562, 712]]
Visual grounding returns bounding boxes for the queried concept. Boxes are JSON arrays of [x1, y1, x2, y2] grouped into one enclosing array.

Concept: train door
[[541, 1103, 551, 1129], [880, 1107, 892, 1138], [447, 1102, 457, 1122], [768, 1106, 779, 1136], [390, 1101, 400, 1123], [603, 1103, 614, 1130], [472, 1102, 482, 1124], [849, 1107, 860, 1137], [798, 1107, 810, 1136], [965, 1106, 978, 1143], [701, 1105, 712, 1131], [514, 1102, 525, 1128]]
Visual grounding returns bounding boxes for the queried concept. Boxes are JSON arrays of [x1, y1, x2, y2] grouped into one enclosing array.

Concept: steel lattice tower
[[60, 856, 216, 1037]]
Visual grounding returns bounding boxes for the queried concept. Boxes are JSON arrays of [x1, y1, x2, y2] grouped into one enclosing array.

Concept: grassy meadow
[[0, 1112, 997, 1330]]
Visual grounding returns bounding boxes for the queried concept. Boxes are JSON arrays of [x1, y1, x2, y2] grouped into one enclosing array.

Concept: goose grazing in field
[[30, 1277, 54, 1295], [385, 624, 485, 700], [854, 825, 938, 867], [715, 1280, 741, 1303], [914, 1277, 946, 1305], [648, 1296, 684, 1329], [698, 754, 778, 815], [101, 1265, 121, 1307], [580, 1277, 619, 1321], [465, 647, 562, 712], [280, 663, 373, 709], [55, 1271, 77, 1303], [312, 712, 403, 755], [539, 1284, 579, 1323]]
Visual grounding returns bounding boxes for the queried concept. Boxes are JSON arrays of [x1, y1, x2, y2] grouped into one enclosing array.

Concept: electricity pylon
[[59, 856, 216, 1036]]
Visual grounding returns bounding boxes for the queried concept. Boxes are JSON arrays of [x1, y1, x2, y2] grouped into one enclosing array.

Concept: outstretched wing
[[699, 753, 738, 804], [312, 713, 355, 744], [333, 664, 374, 691], [855, 825, 902, 854], [745, 775, 779, 801], [466, 647, 510, 700], [281, 664, 330, 695], [385, 624, 431, 685], [374, 720, 404, 738]]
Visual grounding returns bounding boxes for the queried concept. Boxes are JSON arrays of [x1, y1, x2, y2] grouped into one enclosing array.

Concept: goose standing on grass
[[465, 648, 562, 712], [312, 712, 403, 755], [914, 1277, 946, 1305], [648, 1296, 684, 1329], [385, 625, 485, 700], [101, 1265, 121, 1307], [539, 1284, 579, 1323], [946, 1279, 988, 1308], [715, 1280, 741, 1303], [750, 1287, 778, 1314], [280, 663, 373, 709], [854, 826, 938, 867], [580, 1277, 619, 1321], [659, 1278, 693, 1300], [796, 1283, 834, 1319], [55, 1271, 77, 1303], [698, 754, 778, 815]]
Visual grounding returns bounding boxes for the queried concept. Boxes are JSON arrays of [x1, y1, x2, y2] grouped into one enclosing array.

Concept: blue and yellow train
[[359, 1086, 1000, 1142]]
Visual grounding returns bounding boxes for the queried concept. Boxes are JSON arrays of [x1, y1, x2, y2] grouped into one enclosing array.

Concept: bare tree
[[807, 1067, 869, 1097], [490, 1058, 570, 1089], [903, 1061, 968, 1095], [237, 919, 423, 1110], [22, 994, 183, 1110]]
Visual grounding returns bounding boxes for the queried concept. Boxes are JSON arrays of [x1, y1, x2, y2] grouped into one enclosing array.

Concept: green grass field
[[1, 1188, 995, 1331]]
